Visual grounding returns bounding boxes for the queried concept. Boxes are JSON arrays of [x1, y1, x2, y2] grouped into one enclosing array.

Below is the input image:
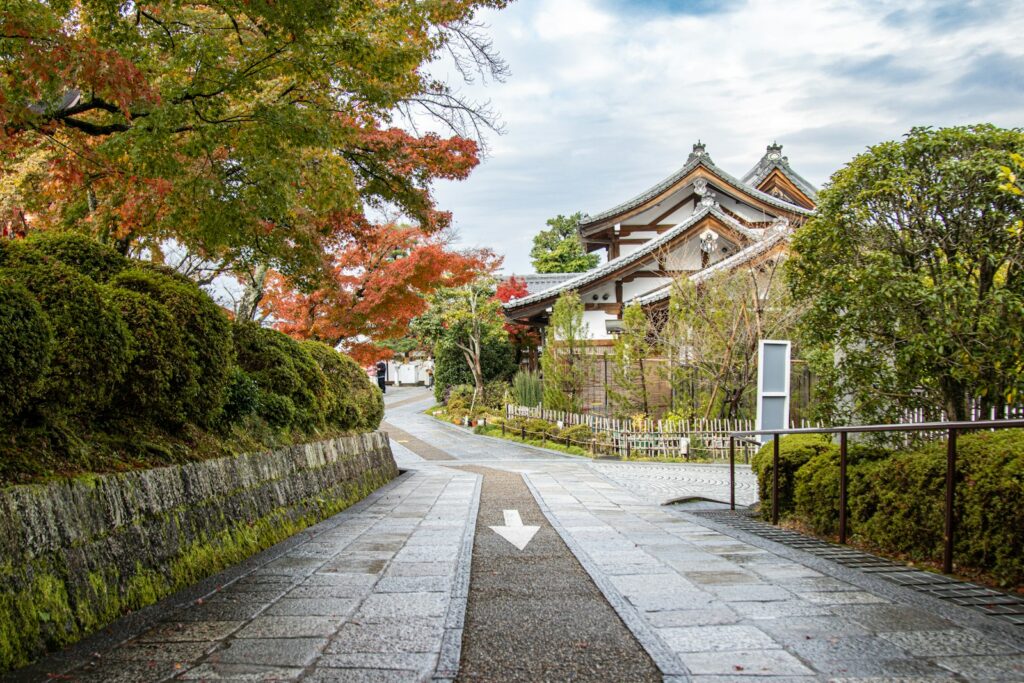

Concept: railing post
[[944, 427, 957, 574], [729, 436, 736, 511], [772, 433, 780, 525], [839, 430, 848, 545]]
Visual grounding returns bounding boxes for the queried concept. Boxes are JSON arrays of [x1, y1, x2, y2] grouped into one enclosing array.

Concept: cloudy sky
[[423, 0, 1024, 273]]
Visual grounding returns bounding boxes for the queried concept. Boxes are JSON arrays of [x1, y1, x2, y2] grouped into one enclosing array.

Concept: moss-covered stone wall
[[0, 432, 398, 671]]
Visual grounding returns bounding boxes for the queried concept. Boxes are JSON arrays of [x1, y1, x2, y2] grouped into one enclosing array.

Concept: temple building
[[504, 142, 818, 344]]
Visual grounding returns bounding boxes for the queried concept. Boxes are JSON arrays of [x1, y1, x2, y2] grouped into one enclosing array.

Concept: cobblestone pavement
[[591, 461, 759, 507], [16, 386, 1024, 682], [384, 388, 1024, 682]]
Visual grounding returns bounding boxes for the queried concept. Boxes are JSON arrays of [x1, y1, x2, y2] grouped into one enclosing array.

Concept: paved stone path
[[15, 385, 1024, 682]]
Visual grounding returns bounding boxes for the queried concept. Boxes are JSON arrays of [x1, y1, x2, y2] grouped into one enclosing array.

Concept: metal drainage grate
[[692, 510, 1024, 629]]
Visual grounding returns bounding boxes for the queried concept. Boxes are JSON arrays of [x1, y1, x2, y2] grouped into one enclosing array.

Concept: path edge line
[[520, 473, 692, 682], [433, 470, 483, 682]]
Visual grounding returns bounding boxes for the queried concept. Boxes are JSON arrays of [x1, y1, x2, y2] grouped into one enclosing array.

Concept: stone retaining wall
[[0, 432, 398, 671]]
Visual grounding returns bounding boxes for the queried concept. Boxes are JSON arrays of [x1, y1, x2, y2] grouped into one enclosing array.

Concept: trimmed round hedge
[[232, 322, 329, 432], [0, 278, 52, 419], [21, 232, 129, 282], [751, 434, 834, 518], [0, 258, 132, 418], [111, 268, 233, 426], [303, 341, 383, 433], [759, 430, 1024, 586], [103, 287, 192, 426]]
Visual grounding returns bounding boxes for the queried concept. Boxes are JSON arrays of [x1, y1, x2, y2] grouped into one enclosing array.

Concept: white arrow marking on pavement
[[489, 509, 540, 551]]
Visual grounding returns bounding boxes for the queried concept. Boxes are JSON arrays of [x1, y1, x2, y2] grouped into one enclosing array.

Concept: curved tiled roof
[[505, 204, 768, 312], [741, 153, 819, 202], [579, 153, 813, 230]]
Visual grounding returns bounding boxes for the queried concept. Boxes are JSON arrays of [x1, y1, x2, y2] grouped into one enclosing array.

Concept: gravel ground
[[454, 465, 661, 683]]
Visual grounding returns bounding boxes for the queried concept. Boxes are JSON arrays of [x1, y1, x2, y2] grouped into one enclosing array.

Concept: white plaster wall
[[622, 276, 671, 301], [619, 242, 643, 257], [719, 194, 774, 222], [580, 281, 616, 304], [582, 309, 612, 340]]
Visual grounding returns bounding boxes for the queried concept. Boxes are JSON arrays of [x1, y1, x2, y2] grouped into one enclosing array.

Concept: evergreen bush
[[303, 341, 383, 432], [111, 268, 233, 426], [751, 434, 834, 518], [221, 367, 261, 425], [232, 322, 328, 432], [1, 258, 132, 418], [104, 287, 192, 426], [0, 278, 52, 420], [432, 335, 516, 403], [22, 232, 129, 282]]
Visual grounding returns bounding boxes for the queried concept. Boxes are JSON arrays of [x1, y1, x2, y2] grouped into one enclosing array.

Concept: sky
[[424, 0, 1024, 274]]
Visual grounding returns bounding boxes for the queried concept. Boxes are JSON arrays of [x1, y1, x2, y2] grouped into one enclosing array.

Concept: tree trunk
[[237, 263, 270, 321]]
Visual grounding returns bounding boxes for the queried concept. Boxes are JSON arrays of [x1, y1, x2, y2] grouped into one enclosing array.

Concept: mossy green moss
[[0, 459, 394, 672]]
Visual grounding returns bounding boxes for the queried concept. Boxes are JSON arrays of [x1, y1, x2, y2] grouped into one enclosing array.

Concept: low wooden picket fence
[[503, 404, 818, 461]]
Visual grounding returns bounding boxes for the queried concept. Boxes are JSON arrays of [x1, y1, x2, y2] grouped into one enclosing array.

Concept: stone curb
[[521, 473, 693, 681]]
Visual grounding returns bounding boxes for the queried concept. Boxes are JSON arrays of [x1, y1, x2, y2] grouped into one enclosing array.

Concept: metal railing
[[728, 419, 1024, 575]]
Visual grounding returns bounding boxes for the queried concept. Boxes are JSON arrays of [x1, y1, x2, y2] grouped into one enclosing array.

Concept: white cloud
[[426, 0, 1024, 273]]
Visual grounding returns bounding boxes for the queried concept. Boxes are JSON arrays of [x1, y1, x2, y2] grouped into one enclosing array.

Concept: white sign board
[[756, 340, 791, 443]]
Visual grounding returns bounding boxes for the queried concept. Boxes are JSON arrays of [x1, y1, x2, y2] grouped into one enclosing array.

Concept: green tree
[[789, 125, 1024, 422], [1, 0, 507, 278], [541, 292, 592, 411], [414, 279, 510, 404], [609, 302, 652, 417], [530, 212, 599, 273], [665, 257, 800, 420]]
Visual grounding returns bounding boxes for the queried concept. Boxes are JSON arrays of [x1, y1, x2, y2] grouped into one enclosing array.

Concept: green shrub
[[111, 268, 233, 426], [447, 384, 475, 407], [258, 391, 296, 428], [22, 232, 129, 282], [751, 434, 834, 518], [560, 424, 594, 446], [524, 418, 553, 439], [483, 380, 511, 410], [103, 287, 192, 426], [852, 431, 1024, 585], [303, 341, 383, 432], [789, 430, 1024, 585], [794, 443, 892, 536], [0, 278, 52, 419], [221, 367, 261, 425], [512, 370, 542, 407], [1, 259, 132, 417], [232, 322, 329, 432]]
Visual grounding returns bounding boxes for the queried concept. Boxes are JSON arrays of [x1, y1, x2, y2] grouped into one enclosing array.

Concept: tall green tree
[[789, 124, 1024, 423], [413, 278, 511, 404], [608, 301, 652, 417], [530, 212, 599, 273], [541, 292, 592, 411]]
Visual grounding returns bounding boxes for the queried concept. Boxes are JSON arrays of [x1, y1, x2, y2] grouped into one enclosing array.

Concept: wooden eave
[[756, 169, 816, 210], [508, 213, 745, 321], [580, 165, 804, 240], [641, 240, 790, 313]]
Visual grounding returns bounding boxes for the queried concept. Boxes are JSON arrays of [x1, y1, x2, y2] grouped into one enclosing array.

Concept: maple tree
[[496, 275, 541, 362], [1, 0, 507, 278], [260, 222, 496, 364]]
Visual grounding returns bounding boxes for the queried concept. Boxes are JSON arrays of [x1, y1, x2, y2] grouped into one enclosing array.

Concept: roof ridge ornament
[[700, 189, 718, 207], [687, 140, 710, 163], [693, 177, 708, 195]]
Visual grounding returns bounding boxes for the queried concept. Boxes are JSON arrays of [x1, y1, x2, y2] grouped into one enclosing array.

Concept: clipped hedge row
[[0, 232, 383, 478], [754, 431, 1024, 586]]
